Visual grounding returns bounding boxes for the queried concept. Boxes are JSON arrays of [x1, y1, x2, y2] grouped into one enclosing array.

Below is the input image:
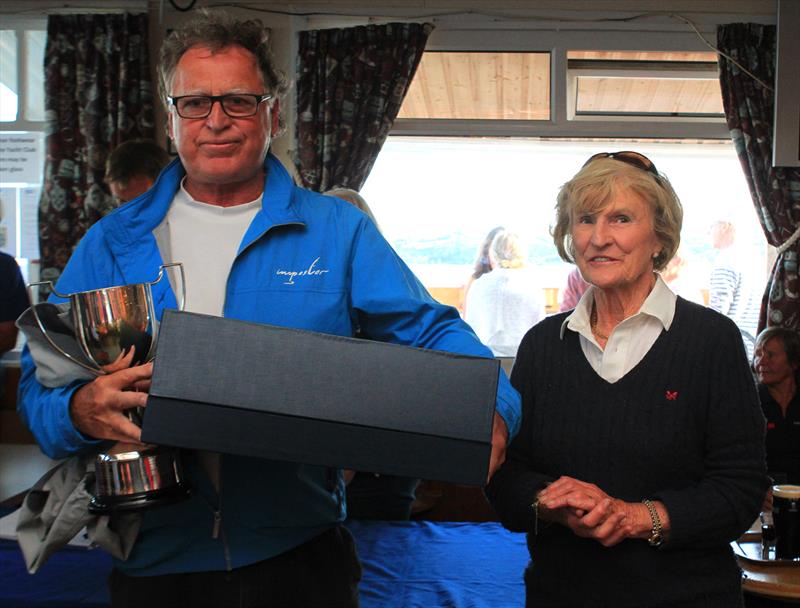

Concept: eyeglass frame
[[582, 151, 661, 179], [167, 93, 274, 119]]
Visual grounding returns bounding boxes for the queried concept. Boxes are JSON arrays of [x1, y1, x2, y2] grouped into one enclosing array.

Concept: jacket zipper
[[206, 454, 232, 571], [209, 221, 303, 572]]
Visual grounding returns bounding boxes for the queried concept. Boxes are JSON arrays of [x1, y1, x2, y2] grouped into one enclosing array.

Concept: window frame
[[0, 17, 47, 130], [0, 17, 46, 268], [392, 28, 730, 139]]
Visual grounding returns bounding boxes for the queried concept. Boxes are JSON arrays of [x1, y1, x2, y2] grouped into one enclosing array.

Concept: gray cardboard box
[[142, 310, 500, 485]]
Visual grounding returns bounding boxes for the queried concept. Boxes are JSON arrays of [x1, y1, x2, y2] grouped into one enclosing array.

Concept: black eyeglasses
[[582, 151, 660, 178], [168, 93, 273, 119]]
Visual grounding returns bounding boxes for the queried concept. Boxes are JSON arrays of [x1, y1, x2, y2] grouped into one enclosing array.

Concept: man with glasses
[[17, 10, 521, 607]]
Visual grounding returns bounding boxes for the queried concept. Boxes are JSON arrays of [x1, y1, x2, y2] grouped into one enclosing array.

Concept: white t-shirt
[[154, 181, 261, 316], [465, 267, 545, 357]]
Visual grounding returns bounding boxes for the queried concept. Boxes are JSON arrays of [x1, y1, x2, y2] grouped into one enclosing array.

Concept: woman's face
[[571, 185, 662, 295], [754, 337, 798, 387]]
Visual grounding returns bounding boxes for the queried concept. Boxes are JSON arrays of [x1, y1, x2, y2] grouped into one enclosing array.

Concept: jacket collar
[[101, 153, 304, 306]]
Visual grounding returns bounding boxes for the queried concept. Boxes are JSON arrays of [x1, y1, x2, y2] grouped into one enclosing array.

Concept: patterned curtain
[[39, 13, 155, 284], [295, 22, 434, 192], [717, 23, 800, 332]]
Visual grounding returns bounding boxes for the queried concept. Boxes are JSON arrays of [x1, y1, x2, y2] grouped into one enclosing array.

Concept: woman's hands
[[536, 476, 658, 547]]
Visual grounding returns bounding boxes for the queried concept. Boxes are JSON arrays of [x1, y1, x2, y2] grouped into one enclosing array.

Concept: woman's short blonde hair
[[551, 157, 683, 272]]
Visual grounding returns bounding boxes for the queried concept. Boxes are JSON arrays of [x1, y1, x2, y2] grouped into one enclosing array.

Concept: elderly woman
[[754, 326, 800, 485], [486, 151, 768, 608]]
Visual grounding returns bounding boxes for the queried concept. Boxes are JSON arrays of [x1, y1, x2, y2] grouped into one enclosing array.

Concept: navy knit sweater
[[486, 298, 768, 608]]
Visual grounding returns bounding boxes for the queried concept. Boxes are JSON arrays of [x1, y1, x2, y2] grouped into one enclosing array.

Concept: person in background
[[753, 326, 800, 486], [325, 187, 419, 521], [487, 151, 767, 608], [18, 11, 520, 607], [325, 187, 380, 230], [465, 230, 545, 357], [660, 247, 705, 305], [461, 226, 504, 315], [0, 251, 29, 356], [0, 198, 30, 357], [708, 219, 762, 357], [558, 266, 590, 312], [105, 139, 172, 205]]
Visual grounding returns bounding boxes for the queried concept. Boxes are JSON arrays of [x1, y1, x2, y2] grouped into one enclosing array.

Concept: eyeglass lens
[[175, 95, 262, 118]]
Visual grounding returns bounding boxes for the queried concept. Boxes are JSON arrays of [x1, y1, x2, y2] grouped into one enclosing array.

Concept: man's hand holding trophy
[[27, 263, 190, 513]]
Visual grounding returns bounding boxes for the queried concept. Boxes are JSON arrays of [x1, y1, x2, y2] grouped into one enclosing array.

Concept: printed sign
[[0, 132, 44, 185]]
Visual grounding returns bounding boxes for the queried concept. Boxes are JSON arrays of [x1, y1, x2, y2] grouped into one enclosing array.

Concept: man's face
[[108, 174, 154, 204], [167, 45, 279, 200]]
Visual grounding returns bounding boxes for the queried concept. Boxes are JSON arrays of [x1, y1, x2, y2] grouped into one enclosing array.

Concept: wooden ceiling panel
[[568, 51, 719, 62], [399, 52, 551, 120], [575, 77, 724, 115]]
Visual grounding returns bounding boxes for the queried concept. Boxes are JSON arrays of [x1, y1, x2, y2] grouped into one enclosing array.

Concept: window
[[378, 36, 766, 344], [568, 51, 723, 119], [0, 21, 46, 283], [0, 28, 45, 123], [362, 137, 767, 314]]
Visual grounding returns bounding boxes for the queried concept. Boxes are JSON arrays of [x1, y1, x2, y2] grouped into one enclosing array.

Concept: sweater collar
[[560, 274, 677, 340]]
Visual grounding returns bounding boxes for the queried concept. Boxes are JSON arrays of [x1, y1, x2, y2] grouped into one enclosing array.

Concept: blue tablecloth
[[1, 520, 529, 608]]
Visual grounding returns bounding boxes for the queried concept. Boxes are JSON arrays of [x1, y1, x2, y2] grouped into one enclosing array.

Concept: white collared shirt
[[560, 275, 677, 383]]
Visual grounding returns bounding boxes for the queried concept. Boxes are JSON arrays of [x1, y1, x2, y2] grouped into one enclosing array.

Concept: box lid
[[149, 310, 499, 443]]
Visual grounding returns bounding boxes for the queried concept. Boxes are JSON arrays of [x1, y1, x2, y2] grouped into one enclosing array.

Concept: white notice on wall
[[0, 132, 44, 185], [0, 187, 16, 255], [20, 187, 40, 260]]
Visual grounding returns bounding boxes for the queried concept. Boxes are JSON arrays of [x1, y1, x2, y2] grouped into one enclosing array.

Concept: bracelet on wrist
[[642, 499, 664, 547]]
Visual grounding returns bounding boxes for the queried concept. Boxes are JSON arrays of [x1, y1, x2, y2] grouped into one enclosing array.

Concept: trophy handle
[[151, 263, 186, 311], [26, 281, 103, 376]]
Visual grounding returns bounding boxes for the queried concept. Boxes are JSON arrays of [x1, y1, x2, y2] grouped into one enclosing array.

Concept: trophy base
[[88, 482, 192, 514]]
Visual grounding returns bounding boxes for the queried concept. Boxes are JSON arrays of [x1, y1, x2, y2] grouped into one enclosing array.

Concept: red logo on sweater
[[665, 390, 678, 401], [767, 422, 776, 430]]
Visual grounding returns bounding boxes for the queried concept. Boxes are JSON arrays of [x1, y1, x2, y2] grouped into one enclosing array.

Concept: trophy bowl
[[29, 263, 185, 375], [28, 263, 191, 513], [72, 282, 156, 370]]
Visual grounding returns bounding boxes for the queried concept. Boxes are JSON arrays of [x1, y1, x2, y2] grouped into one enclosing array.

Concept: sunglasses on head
[[582, 151, 660, 178]]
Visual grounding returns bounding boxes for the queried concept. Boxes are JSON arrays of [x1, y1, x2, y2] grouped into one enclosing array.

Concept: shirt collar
[[560, 273, 676, 340]]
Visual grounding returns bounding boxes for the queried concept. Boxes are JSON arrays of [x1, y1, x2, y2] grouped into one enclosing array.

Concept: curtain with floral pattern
[[39, 13, 155, 285], [717, 23, 800, 331], [295, 22, 433, 192]]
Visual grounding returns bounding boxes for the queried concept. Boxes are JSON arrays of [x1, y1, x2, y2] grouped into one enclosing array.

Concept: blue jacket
[[18, 154, 521, 575]]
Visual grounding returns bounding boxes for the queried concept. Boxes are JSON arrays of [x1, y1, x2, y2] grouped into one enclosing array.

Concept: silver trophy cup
[[28, 263, 191, 513]]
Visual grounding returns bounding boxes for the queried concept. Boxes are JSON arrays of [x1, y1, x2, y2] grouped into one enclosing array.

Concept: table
[[733, 532, 800, 604]]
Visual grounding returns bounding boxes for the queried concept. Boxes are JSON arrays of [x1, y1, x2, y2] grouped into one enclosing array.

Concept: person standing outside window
[[708, 219, 762, 357]]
